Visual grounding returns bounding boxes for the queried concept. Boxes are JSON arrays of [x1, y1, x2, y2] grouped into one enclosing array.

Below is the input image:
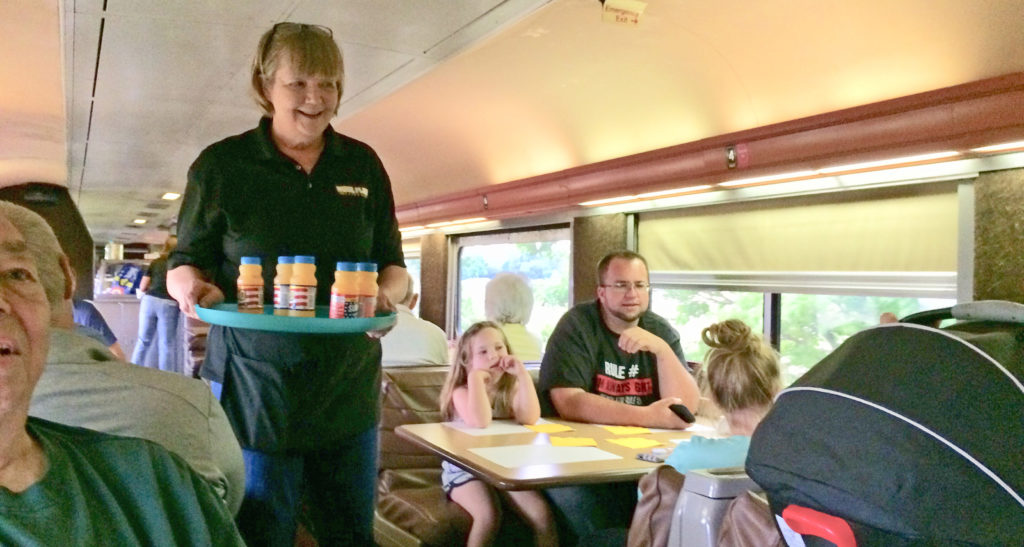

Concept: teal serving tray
[[196, 304, 396, 334]]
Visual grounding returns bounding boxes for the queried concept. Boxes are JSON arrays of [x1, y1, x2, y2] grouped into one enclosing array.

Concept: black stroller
[[746, 301, 1024, 546]]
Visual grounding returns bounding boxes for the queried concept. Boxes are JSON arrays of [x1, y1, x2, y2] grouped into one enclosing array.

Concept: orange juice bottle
[[355, 262, 378, 318], [273, 256, 293, 316], [329, 262, 359, 318], [237, 257, 264, 314], [289, 255, 317, 317]]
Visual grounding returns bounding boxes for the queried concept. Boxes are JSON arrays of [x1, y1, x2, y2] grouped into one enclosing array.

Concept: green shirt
[[0, 418, 244, 546]]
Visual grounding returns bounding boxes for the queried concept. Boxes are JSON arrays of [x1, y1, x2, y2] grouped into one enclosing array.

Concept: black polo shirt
[[170, 116, 404, 302], [169, 118, 404, 452]]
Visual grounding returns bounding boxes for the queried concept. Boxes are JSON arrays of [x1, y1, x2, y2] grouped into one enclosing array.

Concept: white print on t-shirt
[[603, 361, 641, 379], [604, 361, 625, 379]]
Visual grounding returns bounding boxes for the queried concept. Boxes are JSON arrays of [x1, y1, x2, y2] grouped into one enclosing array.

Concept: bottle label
[[238, 285, 263, 312], [290, 284, 316, 311], [359, 295, 376, 318], [274, 284, 291, 310], [330, 292, 361, 318]]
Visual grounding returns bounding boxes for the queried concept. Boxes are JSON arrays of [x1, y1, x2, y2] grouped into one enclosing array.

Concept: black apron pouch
[[221, 353, 299, 453]]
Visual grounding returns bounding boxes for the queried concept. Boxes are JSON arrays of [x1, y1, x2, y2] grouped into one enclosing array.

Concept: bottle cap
[[240, 256, 261, 265], [295, 255, 316, 264], [336, 261, 357, 271], [277, 256, 294, 264], [355, 262, 378, 272]]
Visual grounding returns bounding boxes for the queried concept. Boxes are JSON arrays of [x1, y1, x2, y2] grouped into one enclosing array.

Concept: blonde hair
[[250, 23, 345, 116], [701, 319, 781, 414], [160, 235, 177, 256], [440, 321, 517, 421]]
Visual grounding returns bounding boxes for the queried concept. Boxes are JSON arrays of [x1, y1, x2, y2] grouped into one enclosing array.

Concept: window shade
[[639, 190, 957, 272]]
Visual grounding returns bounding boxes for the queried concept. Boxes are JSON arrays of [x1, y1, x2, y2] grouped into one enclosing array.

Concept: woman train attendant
[[167, 22, 406, 546]]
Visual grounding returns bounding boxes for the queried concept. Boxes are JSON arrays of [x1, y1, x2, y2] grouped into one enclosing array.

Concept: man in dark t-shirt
[[538, 251, 702, 543], [539, 250, 700, 428]]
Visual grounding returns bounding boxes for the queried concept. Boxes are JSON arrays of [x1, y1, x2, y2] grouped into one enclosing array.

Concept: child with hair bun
[[662, 318, 782, 474], [438, 321, 558, 547]]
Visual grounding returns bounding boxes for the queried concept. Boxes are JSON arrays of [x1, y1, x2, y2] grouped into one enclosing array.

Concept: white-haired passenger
[[484, 272, 543, 361]]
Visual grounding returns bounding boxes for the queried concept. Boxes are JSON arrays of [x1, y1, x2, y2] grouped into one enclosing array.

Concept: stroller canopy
[[747, 321, 1024, 544]]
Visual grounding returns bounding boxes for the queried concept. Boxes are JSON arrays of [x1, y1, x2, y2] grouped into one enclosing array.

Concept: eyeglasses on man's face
[[600, 281, 651, 294]]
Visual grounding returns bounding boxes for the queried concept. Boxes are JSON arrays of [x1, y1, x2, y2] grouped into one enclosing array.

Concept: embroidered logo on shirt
[[335, 185, 369, 198]]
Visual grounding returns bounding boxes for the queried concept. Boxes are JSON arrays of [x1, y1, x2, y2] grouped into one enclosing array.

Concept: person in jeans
[[132, 235, 182, 373]]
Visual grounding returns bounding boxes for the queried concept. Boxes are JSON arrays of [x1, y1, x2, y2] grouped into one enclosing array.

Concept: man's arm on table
[[549, 387, 689, 429]]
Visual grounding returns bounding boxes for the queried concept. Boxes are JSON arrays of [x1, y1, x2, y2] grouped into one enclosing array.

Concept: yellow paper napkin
[[525, 423, 575, 434]]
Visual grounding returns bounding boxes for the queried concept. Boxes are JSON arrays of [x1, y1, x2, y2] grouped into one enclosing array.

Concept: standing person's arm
[[366, 148, 406, 336], [167, 266, 224, 318], [167, 154, 227, 318], [376, 264, 406, 312]]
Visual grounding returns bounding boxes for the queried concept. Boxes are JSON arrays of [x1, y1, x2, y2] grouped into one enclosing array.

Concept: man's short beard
[[608, 306, 644, 324]]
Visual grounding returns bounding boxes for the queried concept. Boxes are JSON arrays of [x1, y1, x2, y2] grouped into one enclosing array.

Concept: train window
[[651, 287, 764, 371], [651, 271, 956, 385], [454, 229, 570, 346], [779, 293, 955, 383]]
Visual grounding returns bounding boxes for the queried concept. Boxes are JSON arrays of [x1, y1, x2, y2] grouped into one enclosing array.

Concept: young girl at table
[[439, 321, 558, 547], [663, 318, 782, 474]]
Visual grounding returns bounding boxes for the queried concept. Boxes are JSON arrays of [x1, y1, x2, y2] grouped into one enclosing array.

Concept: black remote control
[[669, 404, 695, 423]]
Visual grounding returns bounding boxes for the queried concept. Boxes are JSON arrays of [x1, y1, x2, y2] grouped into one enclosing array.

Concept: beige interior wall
[[974, 169, 1024, 303]]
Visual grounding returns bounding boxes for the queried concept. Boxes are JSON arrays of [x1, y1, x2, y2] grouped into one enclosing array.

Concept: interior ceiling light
[[132, 218, 147, 224], [580, 195, 640, 207], [718, 170, 818, 188], [425, 217, 487, 228], [400, 228, 432, 240], [161, 192, 181, 200], [635, 185, 713, 199], [817, 151, 959, 174], [971, 141, 1024, 153], [581, 184, 715, 207], [399, 225, 426, 233]]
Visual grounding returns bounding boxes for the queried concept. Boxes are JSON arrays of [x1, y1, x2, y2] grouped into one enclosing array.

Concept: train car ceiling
[[3, 0, 1024, 243]]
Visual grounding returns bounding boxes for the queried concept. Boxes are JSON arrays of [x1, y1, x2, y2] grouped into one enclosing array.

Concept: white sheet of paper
[[685, 422, 717, 434], [469, 445, 622, 468], [443, 418, 555, 436], [648, 422, 717, 434]]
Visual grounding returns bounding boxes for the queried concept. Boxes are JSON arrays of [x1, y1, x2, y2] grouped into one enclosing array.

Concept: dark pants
[[235, 428, 378, 546], [210, 381, 378, 546]]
